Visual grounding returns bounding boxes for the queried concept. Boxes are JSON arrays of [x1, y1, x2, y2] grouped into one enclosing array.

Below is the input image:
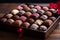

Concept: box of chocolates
[[0, 3, 60, 39]]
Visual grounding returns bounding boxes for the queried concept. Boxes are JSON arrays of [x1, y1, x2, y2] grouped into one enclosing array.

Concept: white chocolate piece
[[11, 9, 19, 15], [35, 19, 43, 25]]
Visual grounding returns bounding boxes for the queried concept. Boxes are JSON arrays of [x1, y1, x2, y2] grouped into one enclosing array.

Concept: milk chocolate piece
[[28, 18, 35, 24], [44, 19, 53, 26], [13, 20, 22, 27], [24, 12, 32, 17], [5, 14, 13, 19], [7, 19, 14, 25], [13, 15, 19, 20], [23, 22, 30, 28], [45, 11, 52, 17]]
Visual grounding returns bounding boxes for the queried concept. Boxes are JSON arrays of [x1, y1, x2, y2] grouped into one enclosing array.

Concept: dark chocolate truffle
[[28, 18, 35, 24], [13, 20, 22, 27], [23, 22, 30, 28], [5, 14, 13, 19], [13, 15, 19, 20], [39, 25, 47, 31], [35, 19, 43, 25], [7, 19, 14, 25], [1, 18, 7, 23], [44, 19, 53, 26], [40, 15, 48, 20], [31, 13, 39, 19], [19, 16, 27, 21], [24, 12, 32, 17], [30, 24, 39, 30], [45, 11, 52, 17]]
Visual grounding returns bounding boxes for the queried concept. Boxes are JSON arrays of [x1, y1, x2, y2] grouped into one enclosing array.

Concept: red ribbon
[[49, 3, 57, 9], [49, 2, 60, 14], [57, 1, 60, 14]]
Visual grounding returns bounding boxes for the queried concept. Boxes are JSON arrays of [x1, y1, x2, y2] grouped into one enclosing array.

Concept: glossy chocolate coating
[[13, 15, 19, 20], [13, 20, 22, 27], [45, 11, 52, 17], [28, 18, 35, 24], [5, 14, 13, 19], [24, 12, 32, 17], [23, 22, 30, 28], [19, 16, 27, 22], [44, 19, 53, 26], [11, 9, 19, 15], [1, 18, 7, 23], [40, 15, 48, 20], [30, 24, 39, 30], [39, 25, 47, 31], [35, 19, 43, 25], [7, 19, 14, 25]]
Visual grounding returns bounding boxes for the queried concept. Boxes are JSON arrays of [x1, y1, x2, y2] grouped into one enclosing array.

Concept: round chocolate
[[30, 24, 39, 30], [45, 11, 52, 17], [23, 22, 30, 28], [5, 14, 13, 19], [39, 25, 47, 31], [43, 7, 49, 11], [20, 4, 27, 7], [19, 16, 27, 21], [49, 9, 57, 13], [19, 10, 25, 15], [34, 5, 41, 10], [40, 15, 48, 20], [35, 19, 43, 25], [23, 5, 30, 11], [17, 5, 23, 10], [50, 17, 56, 21], [24, 12, 32, 17], [7, 19, 14, 25], [37, 10, 45, 15], [30, 8, 37, 13], [13, 15, 19, 20], [13, 20, 22, 27], [1, 18, 7, 23], [31, 13, 39, 19], [28, 18, 35, 24], [29, 5, 34, 8], [44, 19, 53, 26], [11, 9, 19, 15]]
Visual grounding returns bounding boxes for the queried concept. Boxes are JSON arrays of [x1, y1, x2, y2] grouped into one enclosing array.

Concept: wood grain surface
[[0, 3, 60, 40]]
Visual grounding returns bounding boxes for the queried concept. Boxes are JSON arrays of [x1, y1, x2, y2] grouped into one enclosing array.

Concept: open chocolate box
[[0, 3, 60, 39]]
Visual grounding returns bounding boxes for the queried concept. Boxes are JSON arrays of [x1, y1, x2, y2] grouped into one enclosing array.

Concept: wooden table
[[0, 3, 60, 40]]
